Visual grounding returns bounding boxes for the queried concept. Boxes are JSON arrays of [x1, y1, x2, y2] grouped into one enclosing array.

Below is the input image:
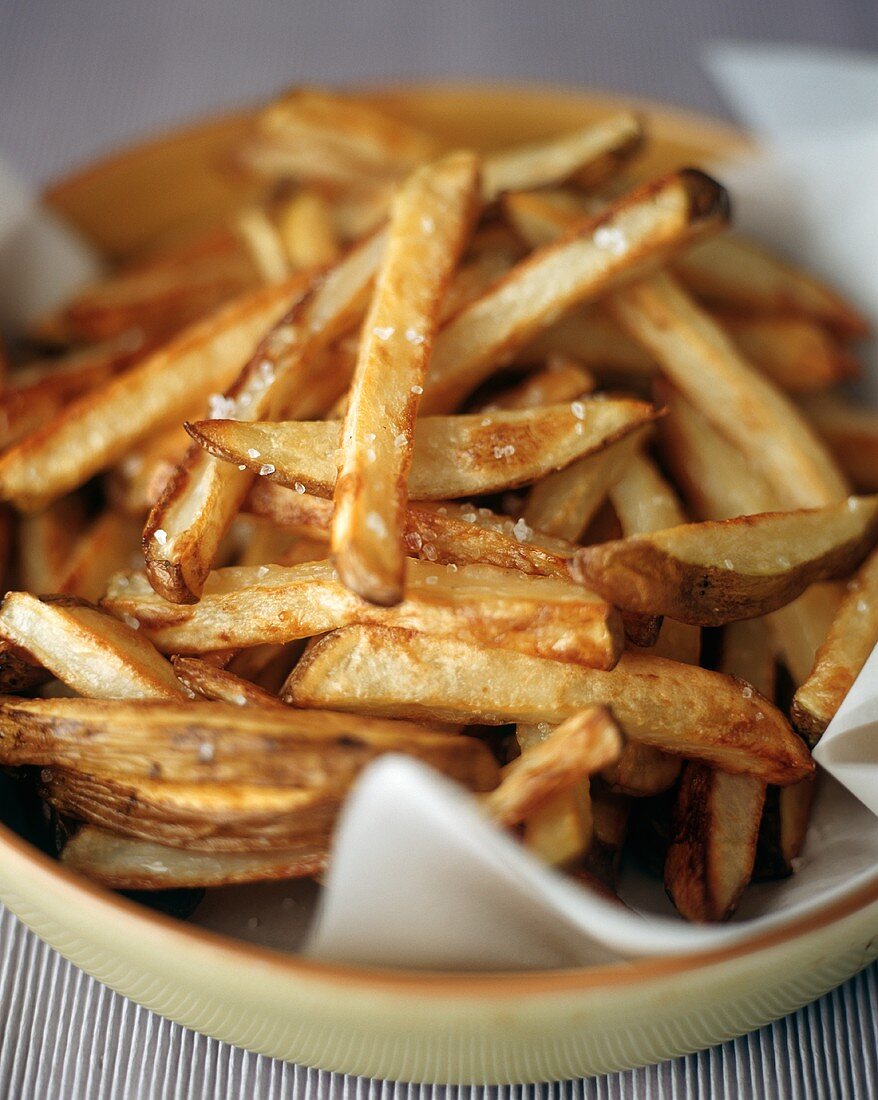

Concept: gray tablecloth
[[2, 1, 878, 1095]]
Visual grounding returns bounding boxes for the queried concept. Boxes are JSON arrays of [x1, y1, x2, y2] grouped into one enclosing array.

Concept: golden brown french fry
[[62, 825, 327, 888], [718, 315, 858, 395], [286, 626, 813, 784], [515, 307, 654, 387], [664, 618, 773, 922], [792, 546, 878, 742], [333, 152, 481, 604], [476, 360, 595, 411], [658, 384, 843, 682], [523, 428, 649, 541], [0, 696, 500, 791], [674, 235, 869, 338], [486, 707, 622, 827], [754, 779, 817, 881], [439, 243, 520, 322], [0, 594, 186, 700], [144, 230, 385, 603], [242, 87, 441, 188], [18, 496, 87, 593], [276, 189, 340, 270], [104, 559, 624, 669], [799, 394, 878, 493], [570, 496, 878, 627], [235, 206, 290, 283], [0, 644, 50, 693], [56, 511, 144, 602], [419, 170, 729, 413], [248, 483, 575, 578], [610, 273, 849, 509], [189, 398, 657, 501], [482, 112, 643, 198], [107, 422, 194, 515], [170, 655, 286, 708], [0, 276, 309, 511]]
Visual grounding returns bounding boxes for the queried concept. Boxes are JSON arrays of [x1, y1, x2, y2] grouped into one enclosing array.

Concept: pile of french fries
[[0, 87, 874, 924]]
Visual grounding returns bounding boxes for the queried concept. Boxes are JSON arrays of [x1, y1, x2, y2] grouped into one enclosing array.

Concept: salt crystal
[[723, 558, 734, 570], [374, 325, 395, 340], [405, 328, 426, 345], [410, 384, 424, 395], [423, 543, 438, 561], [858, 598, 869, 613], [512, 517, 532, 543], [570, 400, 586, 420], [366, 512, 387, 536], [365, 432, 376, 443], [247, 448, 261, 458], [425, 575, 438, 585], [208, 393, 237, 418], [493, 444, 515, 459], [777, 555, 791, 568], [121, 614, 140, 631], [574, 422, 585, 436], [293, 482, 306, 494], [480, 417, 493, 427], [742, 685, 753, 698], [259, 463, 276, 476], [366, 448, 377, 464], [197, 742, 215, 763], [153, 528, 168, 546], [593, 225, 627, 254], [238, 464, 248, 470], [257, 565, 270, 578], [394, 433, 408, 449], [448, 563, 458, 572]]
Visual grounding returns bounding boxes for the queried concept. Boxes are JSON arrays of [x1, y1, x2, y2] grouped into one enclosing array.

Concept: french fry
[[754, 778, 817, 881], [439, 241, 521, 321], [570, 496, 878, 627], [481, 112, 643, 198], [62, 825, 327, 888], [0, 276, 309, 511], [226, 642, 302, 693], [18, 496, 87, 594], [0, 644, 50, 693], [610, 274, 849, 509], [486, 707, 622, 827], [103, 559, 624, 669], [248, 483, 576, 578], [583, 782, 630, 887], [170, 656, 287, 708], [419, 170, 729, 413], [674, 235, 869, 338], [792, 546, 878, 742], [515, 307, 654, 387], [0, 594, 186, 700], [235, 207, 290, 283], [333, 152, 481, 604], [276, 189, 340, 270], [0, 696, 499, 790], [107, 422, 195, 515], [286, 626, 813, 784], [799, 394, 878, 493], [477, 360, 595, 411], [523, 428, 649, 541], [144, 230, 385, 603], [56, 511, 144, 602], [188, 398, 658, 501], [664, 618, 773, 922]]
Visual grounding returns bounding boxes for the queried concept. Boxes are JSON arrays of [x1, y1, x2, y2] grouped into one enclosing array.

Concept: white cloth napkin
[[306, 46, 878, 970]]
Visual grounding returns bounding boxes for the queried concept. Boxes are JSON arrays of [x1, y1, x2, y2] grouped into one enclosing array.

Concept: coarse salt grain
[[197, 742, 215, 762], [405, 328, 426, 345], [593, 225, 627, 254], [121, 614, 140, 631], [512, 517, 532, 542], [394, 433, 408, 448], [259, 463, 276, 476], [153, 528, 168, 546], [410, 384, 424, 395], [425, 575, 438, 585], [293, 482, 306, 494], [247, 448, 261, 458], [570, 400, 586, 420], [374, 325, 395, 340], [493, 444, 515, 459]]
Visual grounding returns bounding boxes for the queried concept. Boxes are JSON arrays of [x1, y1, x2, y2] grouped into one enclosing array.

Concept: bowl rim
[[7, 80, 876, 999]]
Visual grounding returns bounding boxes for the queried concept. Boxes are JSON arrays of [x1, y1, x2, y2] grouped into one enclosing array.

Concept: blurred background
[[2, 0, 876, 184]]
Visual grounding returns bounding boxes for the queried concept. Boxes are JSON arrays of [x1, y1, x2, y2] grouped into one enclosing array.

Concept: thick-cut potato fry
[[0, 276, 309, 511], [516, 307, 654, 387], [104, 559, 624, 669], [664, 618, 773, 922], [108, 422, 195, 515], [333, 152, 481, 604], [674, 236, 869, 338], [189, 398, 657, 502], [665, 763, 767, 923], [0, 697, 499, 790], [610, 274, 849, 509], [276, 189, 340, 270], [248, 483, 575, 577], [0, 335, 147, 451], [571, 496, 878, 627], [145, 231, 384, 603], [486, 707, 621, 827], [56, 511, 144, 602], [18, 496, 87, 594], [243, 87, 441, 187], [658, 385, 843, 681], [62, 825, 326, 888], [286, 626, 813, 784], [0, 594, 185, 700], [754, 779, 817, 881], [583, 783, 630, 887], [523, 428, 648, 541], [800, 395, 878, 493], [235, 207, 290, 283], [719, 316, 858, 395], [792, 547, 878, 742], [439, 244, 521, 322], [419, 170, 729, 413], [482, 113, 643, 198], [477, 360, 595, 411], [0, 644, 50, 693], [170, 656, 286, 708]]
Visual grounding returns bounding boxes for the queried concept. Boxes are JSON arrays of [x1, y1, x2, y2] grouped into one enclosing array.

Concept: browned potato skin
[[570, 500, 878, 627]]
